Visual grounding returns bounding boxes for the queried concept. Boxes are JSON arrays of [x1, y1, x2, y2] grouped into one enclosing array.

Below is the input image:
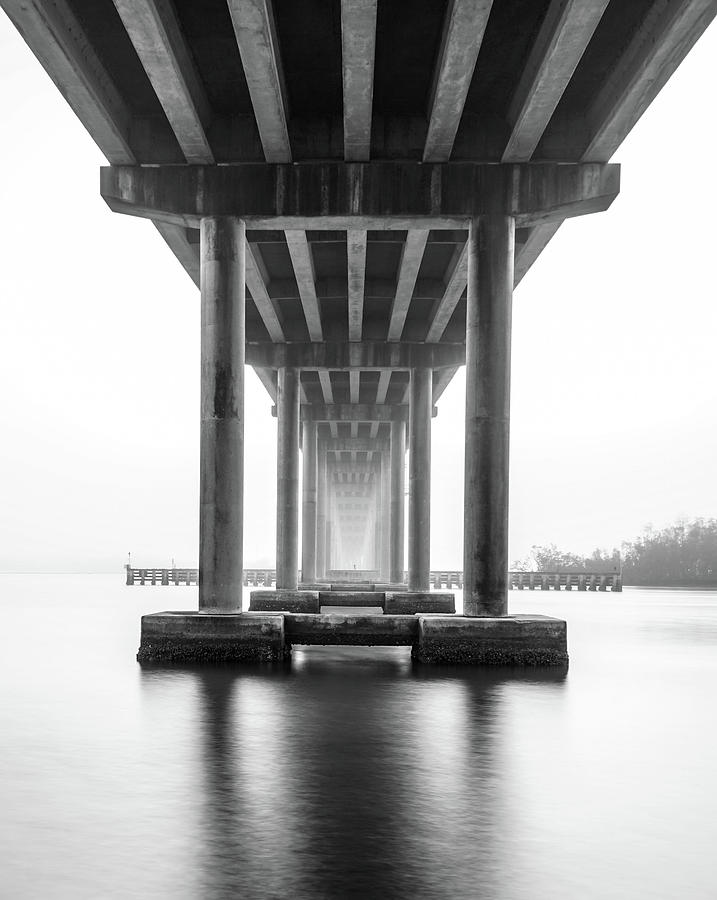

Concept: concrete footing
[[385, 591, 455, 614], [248, 590, 320, 613], [413, 615, 568, 665], [137, 612, 567, 666], [137, 612, 287, 663], [319, 591, 385, 607], [251, 589, 454, 612]]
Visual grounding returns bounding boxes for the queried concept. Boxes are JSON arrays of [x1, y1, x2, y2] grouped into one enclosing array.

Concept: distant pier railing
[[125, 566, 199, 586], [509, 571, 622, 592], [126, 566, 621, 591]]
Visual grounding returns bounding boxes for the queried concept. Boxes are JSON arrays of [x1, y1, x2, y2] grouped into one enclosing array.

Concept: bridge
[[5, 0, 713, 663]]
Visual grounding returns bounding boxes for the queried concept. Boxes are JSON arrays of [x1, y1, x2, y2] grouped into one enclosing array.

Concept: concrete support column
[[372, 475, 380, 571], [389, 420, 406, 584], [276, 367, 300, 589], [463, 215, 515, 617], [408, 367, 432, 591], [326, 461, 335, 574], [316, 445, 327, 579], [380, 456, 390, 579], [199, 217, 245, 612], [301, 420, 318, 583]]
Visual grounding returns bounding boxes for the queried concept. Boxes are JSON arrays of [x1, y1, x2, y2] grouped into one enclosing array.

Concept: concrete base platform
[[137, 612, 567, 666], [385, 591, 455, 614], [413, 615, 568, 665], [248, 590, 320, 613], [319, 591, 384, 608], [137, 612, 287, 663], [287, 613, 417, 646], [252, 589, 455, 613]]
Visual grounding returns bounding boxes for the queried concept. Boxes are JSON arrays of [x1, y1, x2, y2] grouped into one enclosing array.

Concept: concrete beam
[[425, 242, 468, 342], [285, 230, 323, 341], [375, 371, 391, 404], [514, 222, 563, 287], [341, 0, 378, 162], [347, 230, 367, 340], [245, 243, 284, 341], [227, 0, 291, 162], [306, 404, 415, 423], [102, 162, 620, 229], [324, 438, 390, 453], [269, 274, 447, 303], [387, 230, 430, 341], [111, 0, 214, 164], [318, 370, 334, 404], [317, 372, 335, 412], [583, 0, 717, 162], [153, 222, 200, 287], [432, 366, 459, 403], [349, 370, 360, 404], [245, 341, 465, 370], [423, 0, 494, 162], [3, 0, 135, 164], [502, 0, 610, 162], [254, 367, 277, 402]]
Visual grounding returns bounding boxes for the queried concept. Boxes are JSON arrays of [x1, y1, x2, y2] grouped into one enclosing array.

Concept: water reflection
[[139, 653, 566, 899]]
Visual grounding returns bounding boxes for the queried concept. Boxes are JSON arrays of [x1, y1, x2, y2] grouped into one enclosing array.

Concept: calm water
[[1, 576, 716, 899]]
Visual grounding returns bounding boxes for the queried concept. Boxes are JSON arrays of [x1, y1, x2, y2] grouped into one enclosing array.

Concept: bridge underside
[[5, 0, 715, 661]]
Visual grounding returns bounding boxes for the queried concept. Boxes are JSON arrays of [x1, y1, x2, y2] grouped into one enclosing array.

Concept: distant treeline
[[513, 518, 717, 587]]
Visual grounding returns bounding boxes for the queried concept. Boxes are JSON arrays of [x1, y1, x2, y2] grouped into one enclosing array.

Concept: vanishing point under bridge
[[5, 0, 714, 663]]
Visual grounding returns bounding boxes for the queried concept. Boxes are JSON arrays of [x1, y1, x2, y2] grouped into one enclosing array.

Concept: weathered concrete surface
[[137, 610, 568, 665], [319, 591, 385, 608], [463, 215, 514, 618], [375, 582, 407, 592], [414, 615, 568, 666], [101, 162, 621, 229], [408, 366, 431, 591], [384, 592, 455, 615], [137, 612, 286, 663], [389, 419, 405, 584], [276, 366, 300, 589], [249, 342, 464, 371], [299, 582, 331, 591], [249, 590, 320, 613], [301, 419, 318, 584], [285, 613, 417, 646], [198, 216, 245, 612], [328, 581, 375, 591]]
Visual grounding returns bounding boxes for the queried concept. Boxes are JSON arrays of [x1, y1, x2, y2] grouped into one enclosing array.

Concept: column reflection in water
[[139, 658, 565, 899], [193, 668, 312, 899]]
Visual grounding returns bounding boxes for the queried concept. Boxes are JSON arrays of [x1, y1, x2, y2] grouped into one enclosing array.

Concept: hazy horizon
[[1, 11, 716, 573]]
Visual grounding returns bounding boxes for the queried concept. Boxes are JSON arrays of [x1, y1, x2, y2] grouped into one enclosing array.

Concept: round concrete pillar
[[463, 216, 515, 617], [276, 367, 300, 589], [301, 419, 318, 584], [316, 445, 327, 579], [408, 367, 432, 591], [380, 455, 390, 579], [389, 420, 406, 584], [199, 216, 245, 612]]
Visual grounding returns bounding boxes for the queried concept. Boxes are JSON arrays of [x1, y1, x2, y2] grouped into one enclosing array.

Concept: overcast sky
[[1, 12, 716, 572]]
